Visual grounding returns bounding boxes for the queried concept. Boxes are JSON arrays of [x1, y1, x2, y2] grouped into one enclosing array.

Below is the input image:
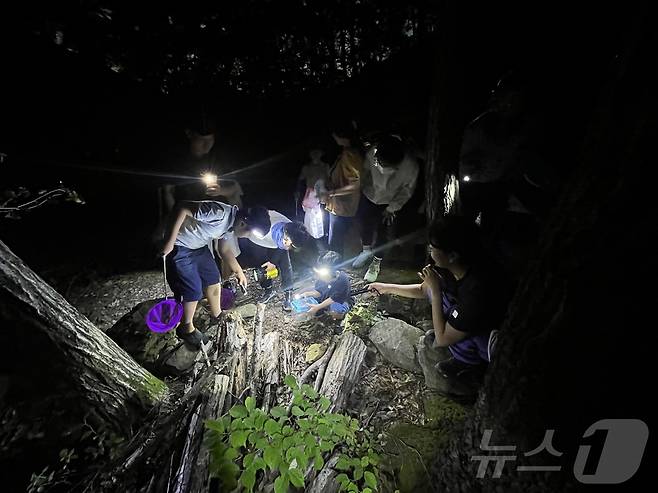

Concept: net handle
[[162, 255, 168, 300]]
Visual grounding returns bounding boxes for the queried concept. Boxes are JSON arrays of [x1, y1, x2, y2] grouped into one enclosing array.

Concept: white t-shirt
[[222, 209, 292, 256], [175, 201, 237, 250]]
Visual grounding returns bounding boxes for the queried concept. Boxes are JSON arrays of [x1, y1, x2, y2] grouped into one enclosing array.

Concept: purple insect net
[[146, 299, 183, 333]]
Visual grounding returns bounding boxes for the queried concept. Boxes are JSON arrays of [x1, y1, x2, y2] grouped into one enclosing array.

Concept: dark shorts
[[167, 245, 221, 302]]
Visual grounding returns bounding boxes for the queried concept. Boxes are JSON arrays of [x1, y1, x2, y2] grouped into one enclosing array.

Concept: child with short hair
[[296, 251, 352, 320]]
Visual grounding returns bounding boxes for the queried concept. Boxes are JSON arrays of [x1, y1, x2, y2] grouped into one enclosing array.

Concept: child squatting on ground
[[295, 251, 353, 323]]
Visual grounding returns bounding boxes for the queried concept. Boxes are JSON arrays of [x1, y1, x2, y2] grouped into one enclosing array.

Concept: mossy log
[[0, 239, 168, 433]]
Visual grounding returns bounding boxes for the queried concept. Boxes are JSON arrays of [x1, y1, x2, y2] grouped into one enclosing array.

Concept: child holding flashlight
[[296, 251, 352, 320]]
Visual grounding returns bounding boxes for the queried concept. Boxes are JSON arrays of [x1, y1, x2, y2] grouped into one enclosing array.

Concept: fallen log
[[318, 331, 367, 412], [0, 239, 168, 434]]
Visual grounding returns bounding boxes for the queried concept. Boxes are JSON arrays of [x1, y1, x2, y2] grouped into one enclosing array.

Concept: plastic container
[[291, 296, 318, 313], [363, 256, 382, 282]]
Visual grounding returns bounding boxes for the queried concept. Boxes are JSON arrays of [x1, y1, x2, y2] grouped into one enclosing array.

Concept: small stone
[[305, 343, 327, 363], [235, 303, 257, 319]]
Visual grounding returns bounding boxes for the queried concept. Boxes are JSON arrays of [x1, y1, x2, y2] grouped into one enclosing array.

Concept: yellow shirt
[[325, 148, 362, 217]]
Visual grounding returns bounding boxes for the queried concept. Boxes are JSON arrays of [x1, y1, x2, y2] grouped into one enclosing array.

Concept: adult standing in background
[[319, 123, 363, 257]]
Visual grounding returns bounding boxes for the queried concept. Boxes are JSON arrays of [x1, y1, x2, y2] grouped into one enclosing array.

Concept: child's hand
[[367, 283, 386, 295], [307, 304, 319, 315]]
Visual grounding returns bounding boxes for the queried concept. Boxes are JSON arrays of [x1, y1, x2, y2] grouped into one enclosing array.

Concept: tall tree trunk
[[431, 13, 654, 492], [0, 240, 168, 433]]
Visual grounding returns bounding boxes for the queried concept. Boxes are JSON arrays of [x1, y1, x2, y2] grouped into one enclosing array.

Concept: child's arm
[[162, 205, 193, 255], [308, 297, 334, 315], [217, 238, 248, 289], [367, 282, 425, 299], [298, 290, 321, 299]]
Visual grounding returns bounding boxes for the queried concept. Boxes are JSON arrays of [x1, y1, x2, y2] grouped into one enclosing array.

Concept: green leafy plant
[[205, 374, 382, 493]]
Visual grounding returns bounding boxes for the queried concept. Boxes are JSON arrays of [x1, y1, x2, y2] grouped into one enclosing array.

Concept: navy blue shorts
[[167, 245, 221, 302]]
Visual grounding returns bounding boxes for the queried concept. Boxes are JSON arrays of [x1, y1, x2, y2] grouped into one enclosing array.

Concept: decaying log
[[257, 331, 280, 412], [318, 332, 367, 412], [0, 240, 168, 433], [306, 455, 340, 493], [181, 374, 230, 493], [248, 303, 266, 396], [223, 311, 249, 404]]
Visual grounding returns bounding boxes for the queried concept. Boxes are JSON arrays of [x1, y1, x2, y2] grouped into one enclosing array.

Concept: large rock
[[369, 318, 423, 372], [416, 335, 475, 397], [107, 300, 207, 377], [234, 303, 257, 319]]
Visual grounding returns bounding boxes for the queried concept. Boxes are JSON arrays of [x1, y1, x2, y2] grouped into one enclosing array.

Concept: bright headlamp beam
[[202, 172, 217, 185]]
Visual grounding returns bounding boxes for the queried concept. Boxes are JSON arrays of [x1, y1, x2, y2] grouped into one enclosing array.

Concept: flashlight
[[463, 175, 471, 182], [313, 267, 330, 277], [293, 293, 301, 300], [202, 172, 218, 186]]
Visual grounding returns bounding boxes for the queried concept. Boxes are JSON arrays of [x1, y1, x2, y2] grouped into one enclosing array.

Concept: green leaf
[[270, 406, 288, 418], [314, 453, 324, 471], [350, 418, 360, 431], [292, 390, 305, 406], [274, 474, 289, 493], [291, 406, 305, 416], [243, 416, 255, 429], [319, 396, 331, 412], [294, 446, 309, 470], [263, 446, 281, 470], [319, 440, 335, 452], [229, 405, 248, 418], [217, 462, 240, 489], [264, 419, 281, 436], [243, 452, 255, 468], [301, 384, 318, 399], [239, 466, 256, 493], [255, 437, 269, 450], [229, 430, 248, 449], [288, 467, 305, 488], [252, 457, 266, 471], [282, 436, 295, 450], [304, 434, 316, 450], [245, 396, 256, 413], [254, 412, 268, 430], [205, 419, 225, 434], [368, 452, 380, 466], [316, 424, 331, 439], [297, 418, 312, 431], [335, 456, 351, 471], [230, 418, 244, 431], [361, 456, 370, 467], [347, 481, 359, 492], [363, 489, 373, 493], [224, 447, 239, 461], [335, 473, 349, 486], [282, 425, 293, 436], [364, 471, 378, 490], [284, 374, 298, 390], [247, 431, 261, 445], [353, 464, 364, 481]]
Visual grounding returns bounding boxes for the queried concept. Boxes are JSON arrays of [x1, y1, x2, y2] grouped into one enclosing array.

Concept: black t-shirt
[[315, 271, 351, 304], [446, 263, 512, 336]]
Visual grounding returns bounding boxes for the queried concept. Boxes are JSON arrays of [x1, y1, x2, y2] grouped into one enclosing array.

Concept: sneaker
[[352, 249, 374, 269], [435, 357, 474, 379], [176, 324, 209, 350]]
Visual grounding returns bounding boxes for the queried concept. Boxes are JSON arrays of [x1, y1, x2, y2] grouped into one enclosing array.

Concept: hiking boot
[[176, 324, 209, 350], [435, 357, 474, 379], [282, 290, 293, 312], [352, 249, 374, 269]]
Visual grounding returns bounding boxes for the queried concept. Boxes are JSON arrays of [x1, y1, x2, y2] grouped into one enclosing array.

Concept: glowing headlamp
[[313, 267, 330, 277], [251, 228, 266, 239], [462, 175, 471, 182], [202, 172, 218, 185]]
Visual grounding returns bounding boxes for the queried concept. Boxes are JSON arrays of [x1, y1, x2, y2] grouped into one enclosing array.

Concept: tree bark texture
[[318, 331, 367, 412], [0, 240, 168, 433]]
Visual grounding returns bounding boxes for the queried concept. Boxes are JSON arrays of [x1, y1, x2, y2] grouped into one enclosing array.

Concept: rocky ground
[[67, 264, 472, 493]]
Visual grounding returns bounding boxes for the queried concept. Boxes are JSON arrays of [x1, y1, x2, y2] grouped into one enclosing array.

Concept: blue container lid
[[291, 296, 318, 313]]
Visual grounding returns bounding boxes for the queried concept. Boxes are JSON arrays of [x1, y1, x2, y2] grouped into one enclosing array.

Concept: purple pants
[[440, 293, 491, 365]]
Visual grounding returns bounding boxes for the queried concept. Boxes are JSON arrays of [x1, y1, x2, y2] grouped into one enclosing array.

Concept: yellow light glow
[[201, 172, 217, 185]]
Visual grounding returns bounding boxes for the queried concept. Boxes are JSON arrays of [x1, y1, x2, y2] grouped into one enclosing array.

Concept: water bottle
[[363, 256, 382, 282]]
